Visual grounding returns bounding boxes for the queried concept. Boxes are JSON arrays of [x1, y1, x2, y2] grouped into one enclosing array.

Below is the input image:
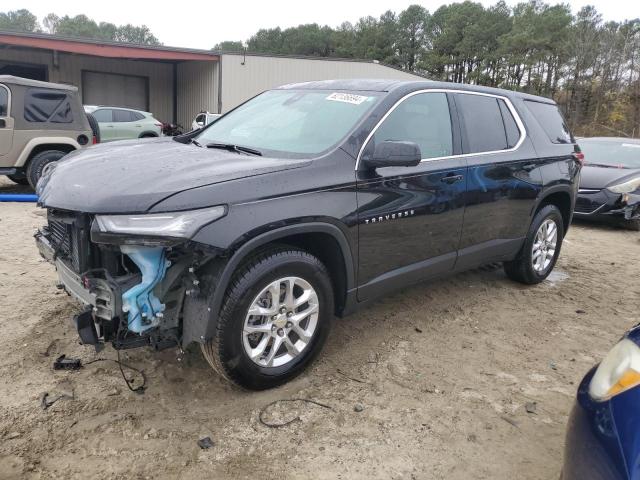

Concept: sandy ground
[[1, 176, 639, 480]]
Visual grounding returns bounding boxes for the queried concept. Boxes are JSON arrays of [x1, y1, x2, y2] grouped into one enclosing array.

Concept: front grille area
[[46, 212, 90, 273], [574, 196, 604, 214], [49, 220, 72, 258]]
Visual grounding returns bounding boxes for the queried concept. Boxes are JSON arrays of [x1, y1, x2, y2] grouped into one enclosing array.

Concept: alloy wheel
[[242, 276, 319, 368], [531, 218, 558, 273]]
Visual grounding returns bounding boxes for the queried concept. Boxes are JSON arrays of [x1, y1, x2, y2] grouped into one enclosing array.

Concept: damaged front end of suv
[[35, 204, 224, 351], [30, 134, 291, 355]]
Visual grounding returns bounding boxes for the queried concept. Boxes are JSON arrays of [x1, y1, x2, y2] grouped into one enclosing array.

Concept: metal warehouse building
[[0, 30, 421, 128]]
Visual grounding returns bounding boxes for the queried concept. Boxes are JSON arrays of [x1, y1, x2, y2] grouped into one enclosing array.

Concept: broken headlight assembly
[[93, 205, 226, 244], [589, 338, 640, 402], [607, 176, 640, 194]]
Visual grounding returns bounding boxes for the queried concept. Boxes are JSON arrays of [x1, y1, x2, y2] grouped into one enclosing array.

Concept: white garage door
[[82, 71, 148, 111]]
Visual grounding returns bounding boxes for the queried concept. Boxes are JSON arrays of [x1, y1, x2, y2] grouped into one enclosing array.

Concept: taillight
[[573, 152, 584, 166], [92, 135, 98, 145], [154, 123, 163, 128]]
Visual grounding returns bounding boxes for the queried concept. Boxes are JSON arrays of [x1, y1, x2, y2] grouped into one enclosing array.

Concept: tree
[[0, 9, 39, 32], [115, 24, 160, 45], [213, 41, 245, 52], [42, 13, 59, 34], [397, 5, 429, 71], [42, 13, 160, 45]]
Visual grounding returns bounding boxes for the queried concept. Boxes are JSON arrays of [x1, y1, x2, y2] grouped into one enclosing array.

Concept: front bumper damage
[[574, 190, 640, 227], [35, 210, 219, 351]]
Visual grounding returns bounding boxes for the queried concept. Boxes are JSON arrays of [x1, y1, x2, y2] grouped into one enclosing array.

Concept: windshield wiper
[[206, 143, 262, 156], [190, 138, 203, 147]]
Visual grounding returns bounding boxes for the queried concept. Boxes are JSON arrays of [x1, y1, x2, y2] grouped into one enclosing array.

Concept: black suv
[[35, 79, 581, 390]]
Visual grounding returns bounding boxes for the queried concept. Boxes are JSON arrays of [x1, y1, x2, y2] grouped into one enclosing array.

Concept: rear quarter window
[[524, 100, 573, 144], [24, 88, 73, 123]]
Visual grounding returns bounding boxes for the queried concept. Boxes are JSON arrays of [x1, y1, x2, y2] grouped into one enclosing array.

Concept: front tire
[[201, 247, 334, 390], [26, 150, 68, 189], [504, 204, 564, 284]]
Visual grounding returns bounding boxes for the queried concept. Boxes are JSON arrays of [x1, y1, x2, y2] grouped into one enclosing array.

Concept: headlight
[[607, 176, 640, 194], [589, 338, 640, 401], [95, 205, 226, 239]]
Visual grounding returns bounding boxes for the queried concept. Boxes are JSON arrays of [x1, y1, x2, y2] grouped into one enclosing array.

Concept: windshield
[[580, 140, 640, 169], [195, 90, 381, 157]]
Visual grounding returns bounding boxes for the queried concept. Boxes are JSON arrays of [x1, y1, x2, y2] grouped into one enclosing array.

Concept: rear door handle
[[440, 174, 464, 184]]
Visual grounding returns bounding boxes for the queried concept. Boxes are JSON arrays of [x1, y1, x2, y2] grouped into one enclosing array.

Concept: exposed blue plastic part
[[0, 194, 39, 202], [120, 246, 170, 334]]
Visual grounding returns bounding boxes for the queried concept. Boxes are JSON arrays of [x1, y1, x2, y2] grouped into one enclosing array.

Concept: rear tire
[[7, 174, 29, 185], [504, 204, 564, 284], [86, 113, 100, 144], [26, 150, 68, 189], [201, 247, 334, 390]]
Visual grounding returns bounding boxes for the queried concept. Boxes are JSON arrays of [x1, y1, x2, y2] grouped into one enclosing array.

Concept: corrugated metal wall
[[0, 47, 174, 122], [220, 54, 424, 113], [176, 60, 218, 129]]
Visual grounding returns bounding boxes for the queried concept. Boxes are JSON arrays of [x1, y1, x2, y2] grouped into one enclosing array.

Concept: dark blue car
[[563, 325, 640, 479]]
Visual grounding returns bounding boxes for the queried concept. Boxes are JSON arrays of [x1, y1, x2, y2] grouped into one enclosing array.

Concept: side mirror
[[362, 141, 422, 169]]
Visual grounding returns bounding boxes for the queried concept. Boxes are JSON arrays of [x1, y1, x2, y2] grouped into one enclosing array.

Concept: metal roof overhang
[[0, 33, 218, 62]]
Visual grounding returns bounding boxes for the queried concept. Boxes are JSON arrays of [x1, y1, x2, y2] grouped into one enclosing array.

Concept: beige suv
[[0, 76, 94, 188]]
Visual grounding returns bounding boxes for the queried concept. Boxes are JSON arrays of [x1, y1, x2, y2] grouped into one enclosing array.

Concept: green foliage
[[0, 9, 39, 33], [0, 10, 159, 45], [213, 41, 245, 52], [228, 0, 640, 137]]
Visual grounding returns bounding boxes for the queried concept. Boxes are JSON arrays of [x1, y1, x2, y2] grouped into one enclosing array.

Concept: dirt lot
[[1, 176, 639, 480]]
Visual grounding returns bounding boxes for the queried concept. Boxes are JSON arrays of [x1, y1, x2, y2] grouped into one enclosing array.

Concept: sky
[[13, 0, 640, 50]]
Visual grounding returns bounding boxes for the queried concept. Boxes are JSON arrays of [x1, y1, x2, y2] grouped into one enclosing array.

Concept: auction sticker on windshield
[[326, 92, 370, 105]]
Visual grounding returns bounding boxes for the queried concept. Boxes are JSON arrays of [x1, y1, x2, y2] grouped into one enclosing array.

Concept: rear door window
[[92, 109, 113, 122], [370, 92, 453, 160], [524, 100, 573, 144], [456, 94, 509, 153], [132, 111, 145, 121], [113, 110, 135, 122], [0, 86, 7, 116], [24, 88, 73, 123]]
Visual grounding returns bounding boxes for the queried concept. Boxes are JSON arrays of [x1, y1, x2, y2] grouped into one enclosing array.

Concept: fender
[[183, 222, 355, 344], [16, 137, 81, 167]]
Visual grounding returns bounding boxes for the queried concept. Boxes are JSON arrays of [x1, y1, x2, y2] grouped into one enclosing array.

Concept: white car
[[84, 105, 163, 142], [192, 111, 221, 131]]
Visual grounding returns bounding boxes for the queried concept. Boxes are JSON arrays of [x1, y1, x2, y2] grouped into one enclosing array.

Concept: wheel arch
[[534, 188, 573, 233], [16, 138, 79, 167], [185, 223, 355, 345], [138, 131, 159, 138]]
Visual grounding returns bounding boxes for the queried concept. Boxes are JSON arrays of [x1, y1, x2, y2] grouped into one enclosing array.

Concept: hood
[[579, 165, 640, 190], [37, 138, 310, 213]]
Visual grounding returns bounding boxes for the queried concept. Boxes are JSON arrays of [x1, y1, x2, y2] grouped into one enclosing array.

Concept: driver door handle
[[440, 174, 464, 184]]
